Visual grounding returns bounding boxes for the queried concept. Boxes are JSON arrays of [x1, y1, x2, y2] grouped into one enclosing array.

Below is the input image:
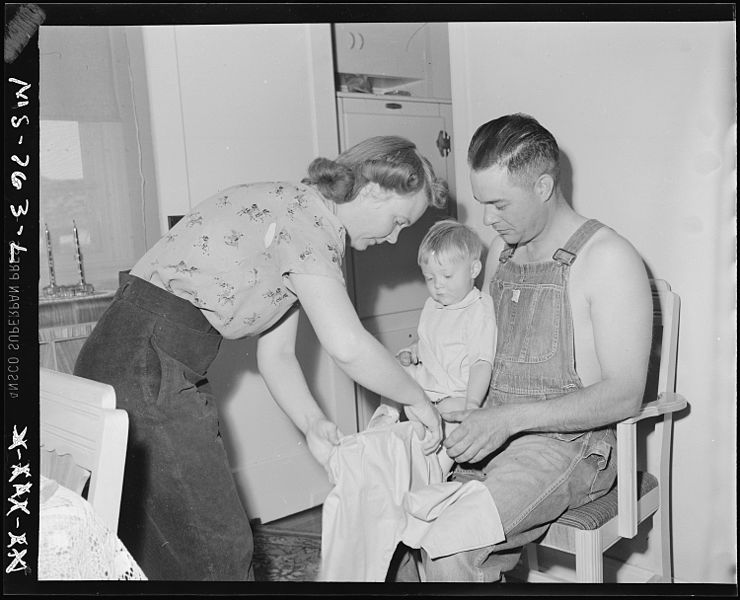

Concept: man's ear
[[471, 259, 482, 280], [534, 173, 555, 202]]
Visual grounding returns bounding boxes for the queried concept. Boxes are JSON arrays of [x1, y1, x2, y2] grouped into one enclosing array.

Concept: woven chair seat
[[554, 471, 659, 531]]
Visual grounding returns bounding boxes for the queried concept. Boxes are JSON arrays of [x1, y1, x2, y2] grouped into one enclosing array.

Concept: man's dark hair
[[467, 113, 560, 188]]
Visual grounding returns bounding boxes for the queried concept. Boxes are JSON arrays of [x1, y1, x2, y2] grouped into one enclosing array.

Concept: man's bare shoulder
[[580, 225, 645, 268], [573, 224, 650, 299]]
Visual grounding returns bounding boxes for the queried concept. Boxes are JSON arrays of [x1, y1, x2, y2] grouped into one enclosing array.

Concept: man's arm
[[443, 232, 653, 463]]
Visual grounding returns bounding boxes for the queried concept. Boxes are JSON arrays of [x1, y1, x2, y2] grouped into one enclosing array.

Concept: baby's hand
[[396, 345, 419, 367], [435, 396, 468, 416], [397, 350, 413, 367]]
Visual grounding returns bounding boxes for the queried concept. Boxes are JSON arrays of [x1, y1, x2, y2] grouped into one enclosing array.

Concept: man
[[392, 113, 653, 582]]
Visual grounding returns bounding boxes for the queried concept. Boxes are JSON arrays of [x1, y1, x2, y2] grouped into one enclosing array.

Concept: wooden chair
[[524, 279, 688, 583], [40, 367, 129, 533]]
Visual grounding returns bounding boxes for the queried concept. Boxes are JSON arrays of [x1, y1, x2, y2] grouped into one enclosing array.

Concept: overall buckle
[[552, 248, 577, 266]]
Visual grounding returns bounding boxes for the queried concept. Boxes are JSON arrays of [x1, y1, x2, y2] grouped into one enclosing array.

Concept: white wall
[[449, 22, 736, 583], [139, 24, 355, 523]]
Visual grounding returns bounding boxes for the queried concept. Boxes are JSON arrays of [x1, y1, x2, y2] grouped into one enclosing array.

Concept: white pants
[[319, 406, 504, 582]]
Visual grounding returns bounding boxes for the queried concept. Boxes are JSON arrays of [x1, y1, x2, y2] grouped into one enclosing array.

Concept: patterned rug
[[252, 530, 321, 582]]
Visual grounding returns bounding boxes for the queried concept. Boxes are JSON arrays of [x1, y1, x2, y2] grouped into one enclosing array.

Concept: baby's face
[[420, 254, 477, 306]]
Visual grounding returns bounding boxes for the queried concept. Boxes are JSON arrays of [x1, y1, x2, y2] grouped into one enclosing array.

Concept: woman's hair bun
[[302, 158, 355, 203]]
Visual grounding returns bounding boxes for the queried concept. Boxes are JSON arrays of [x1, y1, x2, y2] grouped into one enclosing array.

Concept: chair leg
[[657, 416, 676, 582], [656, 503, 674, 582], [575, 529, 604, 582]]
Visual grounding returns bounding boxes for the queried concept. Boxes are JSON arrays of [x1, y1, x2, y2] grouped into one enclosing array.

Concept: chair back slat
[[40, 368, 128, 532], [617, 279, 680, 538], [651, 279, 680, 397], [531, 279, 685, 582]]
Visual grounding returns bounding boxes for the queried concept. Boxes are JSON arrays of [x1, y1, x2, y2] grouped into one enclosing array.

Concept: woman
[[74, 136, 448, 581]]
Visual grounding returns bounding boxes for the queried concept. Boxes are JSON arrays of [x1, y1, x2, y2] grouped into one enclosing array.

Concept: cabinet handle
[[436, 130, 451, 157], [348, 32, 356, 50], [385, 103, 403, 110], [358, 32, 365, 50]]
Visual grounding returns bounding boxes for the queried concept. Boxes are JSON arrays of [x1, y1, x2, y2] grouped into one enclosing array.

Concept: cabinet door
[[338, 97, 456, 319], [338, 97, 456, 425], [354, 310, 422, 429], [334, 23, 427, 79]]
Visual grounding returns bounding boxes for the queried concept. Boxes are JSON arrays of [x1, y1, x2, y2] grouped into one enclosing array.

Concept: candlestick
[[71, 220, 94, 296], [72, 220, 85, 285], [44, 223, 56, 286], [42, 222, 60, 297]]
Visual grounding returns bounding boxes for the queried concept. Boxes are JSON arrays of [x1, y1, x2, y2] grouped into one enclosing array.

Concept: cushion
[[554, 471, 659, 530]]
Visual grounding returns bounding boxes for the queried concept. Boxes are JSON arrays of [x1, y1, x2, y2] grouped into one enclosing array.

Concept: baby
[[397, 219, 497, 477]]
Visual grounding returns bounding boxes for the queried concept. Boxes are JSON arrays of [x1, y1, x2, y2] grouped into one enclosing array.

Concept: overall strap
[[552, 219, 605, 266]]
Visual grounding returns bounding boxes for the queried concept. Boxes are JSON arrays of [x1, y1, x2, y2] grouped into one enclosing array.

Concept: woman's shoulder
[[200, 181, 312, 199], [207, 181, 326, 218], [218, 181, 307, 199]]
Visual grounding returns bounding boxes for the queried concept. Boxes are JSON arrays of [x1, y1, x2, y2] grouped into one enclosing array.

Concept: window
[[39, 26, 158, 293]]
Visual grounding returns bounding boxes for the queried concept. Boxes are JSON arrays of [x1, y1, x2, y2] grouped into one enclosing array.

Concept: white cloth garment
[[411, 288, 496, 402], [320, 405, 505, 582]]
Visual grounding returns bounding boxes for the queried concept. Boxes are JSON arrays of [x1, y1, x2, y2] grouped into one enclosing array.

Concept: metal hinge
[[436, 130, 451, 157]]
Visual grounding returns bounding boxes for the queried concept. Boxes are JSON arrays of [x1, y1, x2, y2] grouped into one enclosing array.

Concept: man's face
[[470, 165, 542, 246]]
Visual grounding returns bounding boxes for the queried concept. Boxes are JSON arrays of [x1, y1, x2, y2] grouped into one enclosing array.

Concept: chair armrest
[[620, 392, 687, 425], [615, 392, 686, 538]]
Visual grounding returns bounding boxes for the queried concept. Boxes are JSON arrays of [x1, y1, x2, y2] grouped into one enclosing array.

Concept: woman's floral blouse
[[130, 182, 346, 339]]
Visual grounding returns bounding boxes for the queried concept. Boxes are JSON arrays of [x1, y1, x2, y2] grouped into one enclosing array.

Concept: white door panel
[[338, 97, 455, 319], [143, 24, 347, 524], [337, 94, 456, 428]]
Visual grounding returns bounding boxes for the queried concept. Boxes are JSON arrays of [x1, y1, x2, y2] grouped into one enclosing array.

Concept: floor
[[252, 504, 530, 583], [251, 506, 323, 582], [256, 505, 323, 538]]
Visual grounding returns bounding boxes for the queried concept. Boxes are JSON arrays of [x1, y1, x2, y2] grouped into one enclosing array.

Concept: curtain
[[39, 26, 154, 292]]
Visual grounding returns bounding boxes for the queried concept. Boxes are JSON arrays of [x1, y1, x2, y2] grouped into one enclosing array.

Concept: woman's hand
[[404, 399, 442, 454], [305, 416, 343, 476]]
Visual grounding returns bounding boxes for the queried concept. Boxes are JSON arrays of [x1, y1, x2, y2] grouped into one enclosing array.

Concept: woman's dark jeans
[[75, 275, 254, 580]]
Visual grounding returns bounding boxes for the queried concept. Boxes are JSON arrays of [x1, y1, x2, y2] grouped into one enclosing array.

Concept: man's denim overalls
[[419, 219, 619, 582]]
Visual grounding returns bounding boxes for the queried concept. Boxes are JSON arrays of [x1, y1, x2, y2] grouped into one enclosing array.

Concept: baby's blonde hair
[[418, 219, 483, 266]]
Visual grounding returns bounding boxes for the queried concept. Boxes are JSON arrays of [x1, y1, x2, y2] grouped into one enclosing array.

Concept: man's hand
[[442, 405, 517, 464]]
